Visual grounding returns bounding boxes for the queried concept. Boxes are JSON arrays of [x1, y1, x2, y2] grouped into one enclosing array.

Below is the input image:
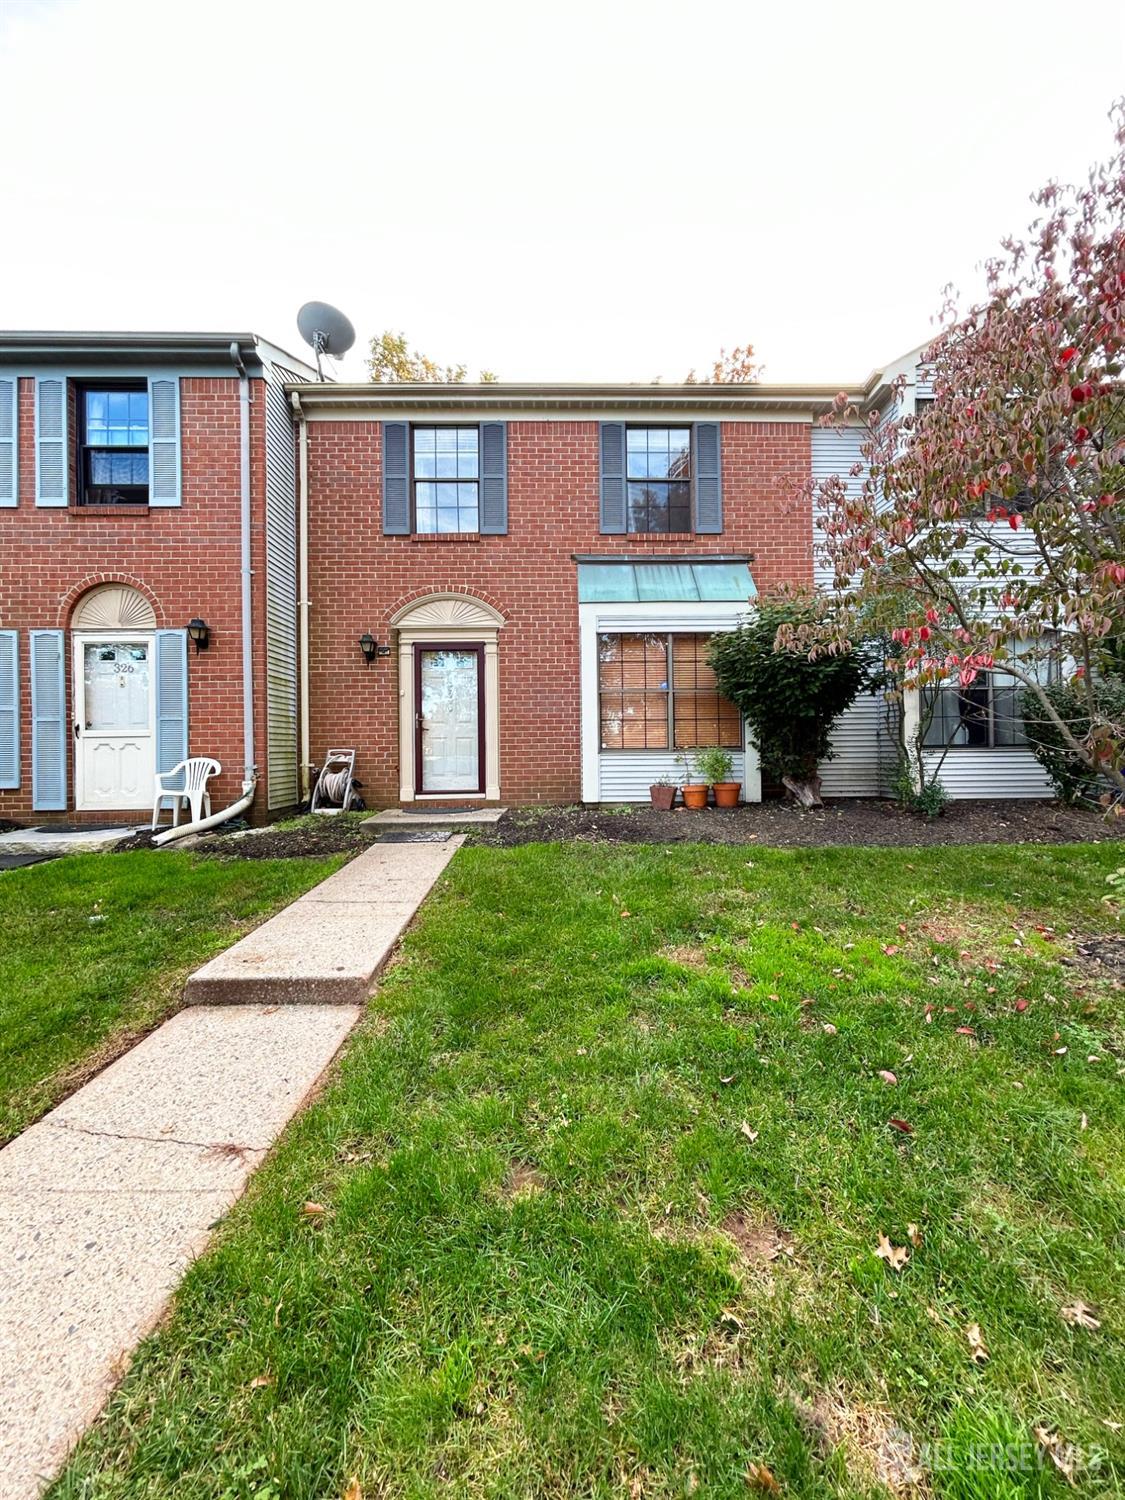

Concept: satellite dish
[[297, 301, 356, 379]]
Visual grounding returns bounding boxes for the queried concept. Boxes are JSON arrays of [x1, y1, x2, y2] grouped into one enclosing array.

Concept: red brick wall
[[0, 375, 271, 824], [306, 418, 812, 807]]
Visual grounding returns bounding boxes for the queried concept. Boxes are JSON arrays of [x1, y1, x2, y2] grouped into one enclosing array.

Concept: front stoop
[[184, 837, 462, 1005], [364, 807, 506, 827]]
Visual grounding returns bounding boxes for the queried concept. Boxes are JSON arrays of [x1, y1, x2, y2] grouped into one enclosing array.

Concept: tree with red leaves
[[790, 104, 1125, 805]]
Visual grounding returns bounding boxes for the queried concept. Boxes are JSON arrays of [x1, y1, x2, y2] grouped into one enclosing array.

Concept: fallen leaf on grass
[[875, 1234, 909, 1272], [881, 944, 901, 956], [876, 1070, 898, 1085], [1014, 999, 1029, 1012], [740, 1122, 759, 1143], [343, 1479, 363, 1500], [301, 1201, 328, 1219], [888, 1118, 913, 1135], [907, 1223, 923, 1248], [955, 1026, 976, 1037], [1081, 1113, 1088, 1131], [1060, 1300, 1101, 1330], [822, 1023, 838, 1036], [965, 1322, 989, 1362], [1034, 1427, 1078, 1482], [248, 1373, 274, 1389], [720, 1074, 737, 1085], [745, 1462, 782, 1494]]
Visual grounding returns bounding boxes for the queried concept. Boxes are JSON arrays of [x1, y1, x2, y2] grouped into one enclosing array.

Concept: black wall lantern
[[358, 632, 390, 665], [187, 618, 210, 653]]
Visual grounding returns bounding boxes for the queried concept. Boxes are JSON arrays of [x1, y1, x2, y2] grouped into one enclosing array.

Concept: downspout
[[291, 390, 311, 801], [230, 341, 256, 786]]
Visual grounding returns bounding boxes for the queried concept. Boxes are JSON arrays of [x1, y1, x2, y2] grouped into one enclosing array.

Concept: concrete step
[[184, 838, 461, 1005], [363, 807, 506, 828]]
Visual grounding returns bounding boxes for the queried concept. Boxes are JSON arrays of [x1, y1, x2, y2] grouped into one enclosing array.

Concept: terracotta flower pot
[[649, 783, 677, 811], [712, 781, 741, 809], [681, 783, 709, 810]]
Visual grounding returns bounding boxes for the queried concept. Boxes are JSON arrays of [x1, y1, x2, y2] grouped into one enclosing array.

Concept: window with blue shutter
[[155, 630, 189, 789], [35, 377, 67, 507], [693, 423, 723, 533], [599, 423, 627, 534], [479, 422, 508, 534], [148, 376, 181, 506], [382, 421, 410, 534], [0, 630, 18, 788], [0, 377, 17, 507], [30, 629, 66, 809]]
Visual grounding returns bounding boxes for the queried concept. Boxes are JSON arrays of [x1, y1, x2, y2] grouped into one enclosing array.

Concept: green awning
[[576, 560, 756, 604]]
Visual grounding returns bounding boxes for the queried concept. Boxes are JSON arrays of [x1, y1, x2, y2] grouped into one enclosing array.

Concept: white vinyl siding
[[924, 748, 1054, 799], [599, 749, 747, 802], [819, 693, 895, 798], [263, 368, 300, 809], [810, 423, 866, 591]]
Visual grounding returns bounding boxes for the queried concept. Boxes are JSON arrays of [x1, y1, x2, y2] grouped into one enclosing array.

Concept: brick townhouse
[[0, 332, 1051, 828]]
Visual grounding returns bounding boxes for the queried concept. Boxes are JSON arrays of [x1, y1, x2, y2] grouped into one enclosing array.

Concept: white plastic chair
[[152, 757, 221, 830]]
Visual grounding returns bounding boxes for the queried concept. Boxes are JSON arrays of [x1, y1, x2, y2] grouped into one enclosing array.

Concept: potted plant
[[675, 752, 710, 810], [694, 746, 741, 808], [649, 775, 677, 811]]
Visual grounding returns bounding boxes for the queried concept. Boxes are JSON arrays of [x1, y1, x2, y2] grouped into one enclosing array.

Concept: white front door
[[417, 646, 482, 793], [74, 634, 156, 810]]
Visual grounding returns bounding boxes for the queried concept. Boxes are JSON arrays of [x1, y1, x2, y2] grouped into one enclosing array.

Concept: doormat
[[396, 806, 479, 816], [372, 830, 453, 844], [29, 824, 129, 834]]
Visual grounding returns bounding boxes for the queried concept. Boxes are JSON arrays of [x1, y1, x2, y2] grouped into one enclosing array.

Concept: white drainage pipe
[[152, 778, 257, 848]]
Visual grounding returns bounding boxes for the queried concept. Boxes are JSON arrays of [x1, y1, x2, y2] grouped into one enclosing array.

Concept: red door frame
[[413, 642, 486, 795]]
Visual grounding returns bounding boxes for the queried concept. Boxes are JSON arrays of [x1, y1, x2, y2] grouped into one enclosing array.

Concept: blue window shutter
[[479, 422, 508, 534], [35, 377, 67, 507], [30, 629, 66, 809], [148, 376, 181, 506], [693, 422, 723, 534], [599, 422, 626, 534], [0, 376, 17, 507], [382, 422, 410, 534], [155, 630, 189, 787], [0, 630, 18, 788]]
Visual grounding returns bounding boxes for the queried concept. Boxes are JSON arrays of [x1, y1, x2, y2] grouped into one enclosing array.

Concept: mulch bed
[[465, 799, 1125, 849], [157, 798, 1125, 860]]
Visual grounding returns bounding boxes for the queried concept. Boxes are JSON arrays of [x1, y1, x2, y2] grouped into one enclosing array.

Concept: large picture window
[[412, 426, 479, 534], [626, 428, 691, 533], [598, 632, 742, 750]]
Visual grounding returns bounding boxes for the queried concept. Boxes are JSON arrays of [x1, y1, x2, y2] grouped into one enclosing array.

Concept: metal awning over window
[[576, 560, 756, 604]]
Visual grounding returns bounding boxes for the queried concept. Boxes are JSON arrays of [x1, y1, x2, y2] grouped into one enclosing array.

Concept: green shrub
[[707, 597, 867, 784], [891, 762, 949, 819], [1020, 678, 1125, 805]]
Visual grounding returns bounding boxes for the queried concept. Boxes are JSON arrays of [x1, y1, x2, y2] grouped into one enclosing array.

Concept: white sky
[[2, 0, 1123, 384]]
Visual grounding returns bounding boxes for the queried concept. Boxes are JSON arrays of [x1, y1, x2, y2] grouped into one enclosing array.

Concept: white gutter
[[152, 777, 257, 847], [230, 341, 255, 781], [291, 390, 311, 801]]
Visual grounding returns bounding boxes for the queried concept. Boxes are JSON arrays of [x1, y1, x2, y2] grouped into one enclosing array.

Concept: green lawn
[[53, 843, 1124, 1499], [0, 850, 342, 1141]]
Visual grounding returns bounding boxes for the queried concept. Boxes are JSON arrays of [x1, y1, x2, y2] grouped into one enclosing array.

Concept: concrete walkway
[[0, 837, 461, 1500], [186, 838, 461, 1004]]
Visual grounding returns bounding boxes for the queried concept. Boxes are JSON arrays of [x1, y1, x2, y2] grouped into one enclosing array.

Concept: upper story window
[[626, 427, 691, 533], [79, 385, 149, 505], [413, 426, 479, 534]]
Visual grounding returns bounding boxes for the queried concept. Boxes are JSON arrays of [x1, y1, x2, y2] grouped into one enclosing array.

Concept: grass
[[52, 842, 1124, 1499], [0, 849, 343, 1141]]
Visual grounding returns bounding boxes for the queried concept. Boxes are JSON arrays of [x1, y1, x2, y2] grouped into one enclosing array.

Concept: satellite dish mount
[[296, 301, 357, 381]]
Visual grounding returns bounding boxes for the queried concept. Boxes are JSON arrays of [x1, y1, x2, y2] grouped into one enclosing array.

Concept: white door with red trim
[[74, 633, 156, 810]]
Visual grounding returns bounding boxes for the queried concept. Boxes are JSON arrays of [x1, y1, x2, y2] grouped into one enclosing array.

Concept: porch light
[[358, 632, 378, 665], [186, 617, 210, 653]]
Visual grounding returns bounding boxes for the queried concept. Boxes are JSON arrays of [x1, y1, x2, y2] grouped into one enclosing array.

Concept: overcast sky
[[1, 0, 1123, 384]]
